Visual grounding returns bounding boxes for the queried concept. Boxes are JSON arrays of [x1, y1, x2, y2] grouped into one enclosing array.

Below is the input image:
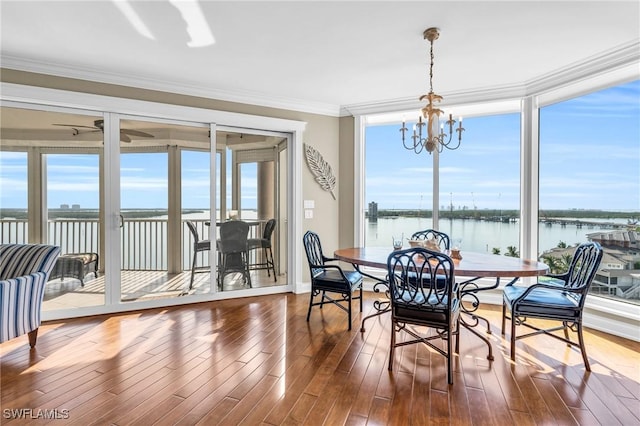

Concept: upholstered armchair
[[0, 244, 60, 347]]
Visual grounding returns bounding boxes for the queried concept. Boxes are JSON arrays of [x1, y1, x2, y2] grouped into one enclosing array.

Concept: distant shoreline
[[0, 208, 637, 221], [366, 209, 638, 221]]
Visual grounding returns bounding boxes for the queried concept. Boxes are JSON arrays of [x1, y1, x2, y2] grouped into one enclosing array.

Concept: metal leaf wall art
[[304, 143, 336, 200]]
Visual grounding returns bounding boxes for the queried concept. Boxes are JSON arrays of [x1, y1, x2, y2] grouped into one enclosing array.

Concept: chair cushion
[[313, 270, 362, 292], [503, 285, 580, 319], [248, 238, 269, 250], [59, 252, 98, 264], [406, 271, 447, 289], [393, 299, 459, 324]]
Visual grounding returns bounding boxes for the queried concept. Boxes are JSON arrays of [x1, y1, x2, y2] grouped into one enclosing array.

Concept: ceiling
[[1, 1, 639, 116]]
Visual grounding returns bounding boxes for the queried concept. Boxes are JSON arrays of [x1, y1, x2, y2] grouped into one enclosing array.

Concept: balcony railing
[[0, 218, 257, 271]]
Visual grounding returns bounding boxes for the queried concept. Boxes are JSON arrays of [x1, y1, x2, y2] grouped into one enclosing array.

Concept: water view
[[365, 216, 632, 255]]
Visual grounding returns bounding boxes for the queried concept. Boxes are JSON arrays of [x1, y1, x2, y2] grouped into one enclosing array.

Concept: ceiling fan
[[53, 119, 154, 142]]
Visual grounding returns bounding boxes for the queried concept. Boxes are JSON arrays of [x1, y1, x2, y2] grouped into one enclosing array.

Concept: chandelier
[[400, 27, 465, 154]]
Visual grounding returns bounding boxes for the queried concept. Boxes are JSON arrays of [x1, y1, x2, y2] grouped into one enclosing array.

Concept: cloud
[[121, 176, 167, 189]]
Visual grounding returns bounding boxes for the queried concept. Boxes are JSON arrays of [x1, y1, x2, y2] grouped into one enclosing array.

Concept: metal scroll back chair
[[247, 218, 277, 281], [186, 221, 211, 290], [409, 229, 450, 290], [411, 229, 450, 250], [387, 247, 460, 385], [303, 230, 363, 330], [217, 220, 252, 290], [501, 241, 603, 370]]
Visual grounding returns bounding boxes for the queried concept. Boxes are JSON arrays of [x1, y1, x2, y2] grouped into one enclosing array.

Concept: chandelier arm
[[402, 133, 418, 151]]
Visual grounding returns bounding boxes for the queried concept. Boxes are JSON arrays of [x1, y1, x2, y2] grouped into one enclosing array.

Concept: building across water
[[541, 230, 640, 302]]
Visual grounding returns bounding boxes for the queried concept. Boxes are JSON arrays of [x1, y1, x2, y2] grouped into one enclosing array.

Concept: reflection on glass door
[[119, 118, 210, 302], [0, 106, 106, 311], [216, 129, 288, 290], [181, 148, 211, 294], [46, 152, 104, 310]]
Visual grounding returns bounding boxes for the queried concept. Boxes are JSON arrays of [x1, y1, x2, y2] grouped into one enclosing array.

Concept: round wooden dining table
[[334, 247, 549, 360]]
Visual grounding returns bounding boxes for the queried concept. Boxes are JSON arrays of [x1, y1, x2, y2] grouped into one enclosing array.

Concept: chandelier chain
[[429, 38, 434, 94]]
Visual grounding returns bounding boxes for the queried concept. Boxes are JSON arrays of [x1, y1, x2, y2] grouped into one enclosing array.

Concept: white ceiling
[[1, 1, 639, 116]]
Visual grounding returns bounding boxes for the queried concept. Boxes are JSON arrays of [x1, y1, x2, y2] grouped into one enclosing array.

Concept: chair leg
[[510, 312, 517, 361], [501, 302, 507, 335], [577, 322, 591, 371], [189, 250, 198, 290], [563, 321, 571, 346], [359, 285, 363, 313], [455, 317, 460, 354], [28, 328, 38, 348], [447, 324, 454, 385], [245, 252, 252, 288], [268, 247, 277, 281], [388, 320, 396, 371], [347, 292, 352, 330]]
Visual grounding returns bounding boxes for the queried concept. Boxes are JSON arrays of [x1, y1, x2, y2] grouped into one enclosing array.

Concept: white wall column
[[257, 161, 274, 220], [520, 96, 540, 261], [168, 145, 181, 273]]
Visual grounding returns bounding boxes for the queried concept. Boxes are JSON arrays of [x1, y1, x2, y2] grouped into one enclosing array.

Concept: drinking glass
[[392, 233, 404, 250]]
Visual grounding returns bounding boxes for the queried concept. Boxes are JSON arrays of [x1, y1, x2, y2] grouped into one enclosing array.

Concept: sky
[[365, 79, 640, 211], [0, 80, 638, 212]]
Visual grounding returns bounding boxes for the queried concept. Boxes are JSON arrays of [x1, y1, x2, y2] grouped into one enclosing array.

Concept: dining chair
[[387, 247, 460, 384], [501, 241, 603, 370], [408, 229, 451, 288], [247, 218, 277, 281], [186, 221, 211, 290], [217, 220, 252, 290], [411, 229, 450, 250], [303, 230, 363, 330]]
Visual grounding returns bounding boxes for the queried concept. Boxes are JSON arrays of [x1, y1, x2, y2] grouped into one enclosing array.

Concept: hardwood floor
[[1, 292, 639, 425]]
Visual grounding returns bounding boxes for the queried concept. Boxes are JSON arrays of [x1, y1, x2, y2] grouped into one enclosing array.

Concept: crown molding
[[3, 39, 638, 120], [0, 55, 343, 117], [340, 82, 527, 117], [525, 40, 640, 97], [341, 40, 640, 118]]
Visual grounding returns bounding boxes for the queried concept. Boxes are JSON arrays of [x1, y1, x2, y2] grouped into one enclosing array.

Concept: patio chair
[[303, 230, 363, 330], [217, 220, 252, 290], [186, 221, 211, 290], [0, 244, 61, 347], [387, 247, 460, 384], [501, 241, 603, 370], [248, 218, 277, 281]]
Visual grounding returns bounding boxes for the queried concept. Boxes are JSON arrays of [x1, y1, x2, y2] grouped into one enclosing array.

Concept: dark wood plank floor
[[1, 292, 639, 425]]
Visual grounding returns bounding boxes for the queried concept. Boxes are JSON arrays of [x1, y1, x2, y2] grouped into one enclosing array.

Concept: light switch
[[304, 199, 315, 209], [305, 209, 313, 219]]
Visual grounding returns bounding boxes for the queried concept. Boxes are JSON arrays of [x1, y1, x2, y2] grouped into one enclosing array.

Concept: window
[[539, 80, 640, 305], [364, 123, 433, 247], [363, 113, 520, 252], [0, 151, 28, 243], [439, 113, 520, 254]]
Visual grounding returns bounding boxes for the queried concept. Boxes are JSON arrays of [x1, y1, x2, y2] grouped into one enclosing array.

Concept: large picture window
[[439, 113, 520, 255], [539, 79, 640, 305], [364, 123, 433, 247], [363, 112, 520, 254]]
